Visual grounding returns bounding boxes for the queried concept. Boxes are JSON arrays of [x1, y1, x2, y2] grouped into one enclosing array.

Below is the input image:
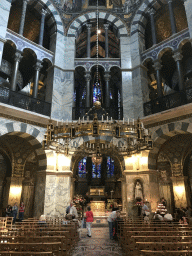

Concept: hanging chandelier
[[42, 105, 153, 156]]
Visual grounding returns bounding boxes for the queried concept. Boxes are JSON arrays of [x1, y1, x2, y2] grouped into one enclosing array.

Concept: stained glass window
[[107, 157, 114, 178], [78, 157, 87, 178], [92, 163, 101, 178], [93, 82, 101, 103]]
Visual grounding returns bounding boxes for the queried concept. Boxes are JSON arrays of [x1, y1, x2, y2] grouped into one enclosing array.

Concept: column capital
[[148, 8, 156, 16], [167, 0, 173, 3], [14, 51, 23, 62], [173, 50, 183, 62], [41, 9, 47, 16], [104, 73, 111, 81], [23, 0, 30, 4], [104, 23, 110, 30], [86, 23, 92, 30], [34, 60, 43, 71], [153, 60, 162, 71], [85, 71, 91, 81]]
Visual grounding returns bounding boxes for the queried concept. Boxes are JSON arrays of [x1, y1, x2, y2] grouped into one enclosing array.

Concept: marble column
[[104, 24, 109, 58], [171, 176, 189, 208], [10, 51, 23, 91], [104, 72, 111, 108], [85, 71, 91, 108], [148, 9, 157, 45], [86, 24, 92, 58], [173, 50, 184, 91], [39, 9, 47, 46], [19, 0, 29, 36], [167, 0, 177, 34], [33, 60, 43, 98], [153, 60, 163, 98]]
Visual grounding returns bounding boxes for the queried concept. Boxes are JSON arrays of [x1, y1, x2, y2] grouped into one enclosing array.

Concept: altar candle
[[107, 116, 109, 122]]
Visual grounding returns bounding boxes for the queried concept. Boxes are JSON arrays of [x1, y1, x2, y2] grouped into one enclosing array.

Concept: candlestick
[[133, 119, 134, 125], [123, 118, 124, 124], [128, 118, 129, 125], [111, 117, 113, 122], [107, 116, 109, 122], [83, 116, 84, 122]]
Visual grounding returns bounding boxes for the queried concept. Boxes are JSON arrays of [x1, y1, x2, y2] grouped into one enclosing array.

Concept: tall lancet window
[[107, 157, 115, 178], [92, 71, 102, 104], [78, 157, 87, 178]]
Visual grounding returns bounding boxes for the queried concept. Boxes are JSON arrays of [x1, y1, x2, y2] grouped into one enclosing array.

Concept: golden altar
[[90, 201, 105, 216]]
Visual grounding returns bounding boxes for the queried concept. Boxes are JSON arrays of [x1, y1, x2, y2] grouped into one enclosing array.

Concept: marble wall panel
[[120, 37, 131, 69], [131, 33, 145, 68], [64, 36, 75, 70], [122, 71, 134, 120], [0, 0, 11, 64], [44, 174, 71, 217], [33, 173, 46, 218], [54, 33, 66, 70], [51, 68, 74, 121], [55, 176, 71, 217], [132, 66, 149, 118], [184, 0, 192, 38]]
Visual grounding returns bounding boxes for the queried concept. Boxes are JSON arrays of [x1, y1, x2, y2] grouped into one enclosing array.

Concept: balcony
[[0, 87, 51, 117], [143, 88, 192, 116], [72, 106, 123, 120]]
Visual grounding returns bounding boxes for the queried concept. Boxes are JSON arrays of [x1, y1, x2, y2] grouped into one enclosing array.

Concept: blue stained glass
[[92, 163, 101, 178], [107, 157, 114, 178], [93, 82, 101, 103], [78, 157, 87, 178], [110, 91, 113, 99]]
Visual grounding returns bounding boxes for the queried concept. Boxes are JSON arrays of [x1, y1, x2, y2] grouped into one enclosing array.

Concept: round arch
[[148, 120, 192, 170], [67, 11, 128, 38]]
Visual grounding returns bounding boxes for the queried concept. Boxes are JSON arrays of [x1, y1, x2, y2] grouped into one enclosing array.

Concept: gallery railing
[[0, 86, 51, 117], [72, 106, 123, 120], [143, 88, 192, 116]]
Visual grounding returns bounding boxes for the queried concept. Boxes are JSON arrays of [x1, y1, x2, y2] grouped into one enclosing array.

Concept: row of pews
[[0, 217, 79, 255], [117, 217, 192, 255]]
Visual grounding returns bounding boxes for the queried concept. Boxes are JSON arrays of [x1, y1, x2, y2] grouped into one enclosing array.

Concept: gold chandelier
[[42, 102, 153, 156]]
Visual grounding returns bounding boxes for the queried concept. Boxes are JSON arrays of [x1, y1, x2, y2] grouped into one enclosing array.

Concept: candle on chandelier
[[102, 115, 103, 122], [123, 118, 124, 124], [128, 118, 129, 125]]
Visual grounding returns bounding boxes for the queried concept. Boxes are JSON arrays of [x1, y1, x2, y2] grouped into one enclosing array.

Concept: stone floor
[[71, 227, 125, 256]]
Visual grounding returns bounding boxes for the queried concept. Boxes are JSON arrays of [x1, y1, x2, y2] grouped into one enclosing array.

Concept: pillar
[[104, 72, 111, 108], [167, 0, 177, 34], [19, 0, 29, 36], [173, 50, 184, 91], [33, 171, 46, 218], [104, 24, 109, 58], [10, 51, 23, 91], [153, 60, 163, 98], [86, 24, 92, 58], [85, 71, 91, 108], [33, 60, 43, 99], [148, 9, 157, 45], [171, 176, 189, 208], [21, 177, 35, 219], [39, 9, 47, 46]]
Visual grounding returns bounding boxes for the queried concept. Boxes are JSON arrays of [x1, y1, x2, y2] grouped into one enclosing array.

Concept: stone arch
[[131, 0, 164, 37], [148, 120, 192, 170], [0, 121, 46, 171], [32, 0, 64, 37], [67, 11, 128, 38]]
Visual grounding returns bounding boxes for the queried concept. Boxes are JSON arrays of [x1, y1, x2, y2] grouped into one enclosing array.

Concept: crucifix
[[110, 190, 114, 200]]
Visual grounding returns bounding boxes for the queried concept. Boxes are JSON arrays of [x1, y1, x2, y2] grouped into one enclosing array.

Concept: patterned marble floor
[[71, 227, 125, 256]]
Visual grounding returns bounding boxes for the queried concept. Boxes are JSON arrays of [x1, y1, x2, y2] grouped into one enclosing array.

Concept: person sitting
[[164, 212, 173, 222], [153, 210, 164, 222]]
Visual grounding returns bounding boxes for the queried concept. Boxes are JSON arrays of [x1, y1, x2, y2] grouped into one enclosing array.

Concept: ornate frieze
[[141, 28, 190, 63], [6, 29, 54, 64], [75, 58, 120, 71]]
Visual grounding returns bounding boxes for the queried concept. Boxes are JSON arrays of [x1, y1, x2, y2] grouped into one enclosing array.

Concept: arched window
[[107, 157, 114, 178], [78, 157, 87, 178]]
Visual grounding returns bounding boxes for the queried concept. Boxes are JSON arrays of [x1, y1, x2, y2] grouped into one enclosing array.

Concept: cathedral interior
[[0, 0, 192, 224]]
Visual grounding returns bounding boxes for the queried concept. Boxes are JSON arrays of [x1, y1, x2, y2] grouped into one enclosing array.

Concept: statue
[[135, 181, 143, 200]]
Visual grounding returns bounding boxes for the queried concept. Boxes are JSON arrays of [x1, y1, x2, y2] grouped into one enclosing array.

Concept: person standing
[[5, 205, 12, 217], [19, 202, 25, 222], [85, 206, 93, 237], [12, 203, 18, 224], [107, 210, 120, 240]]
